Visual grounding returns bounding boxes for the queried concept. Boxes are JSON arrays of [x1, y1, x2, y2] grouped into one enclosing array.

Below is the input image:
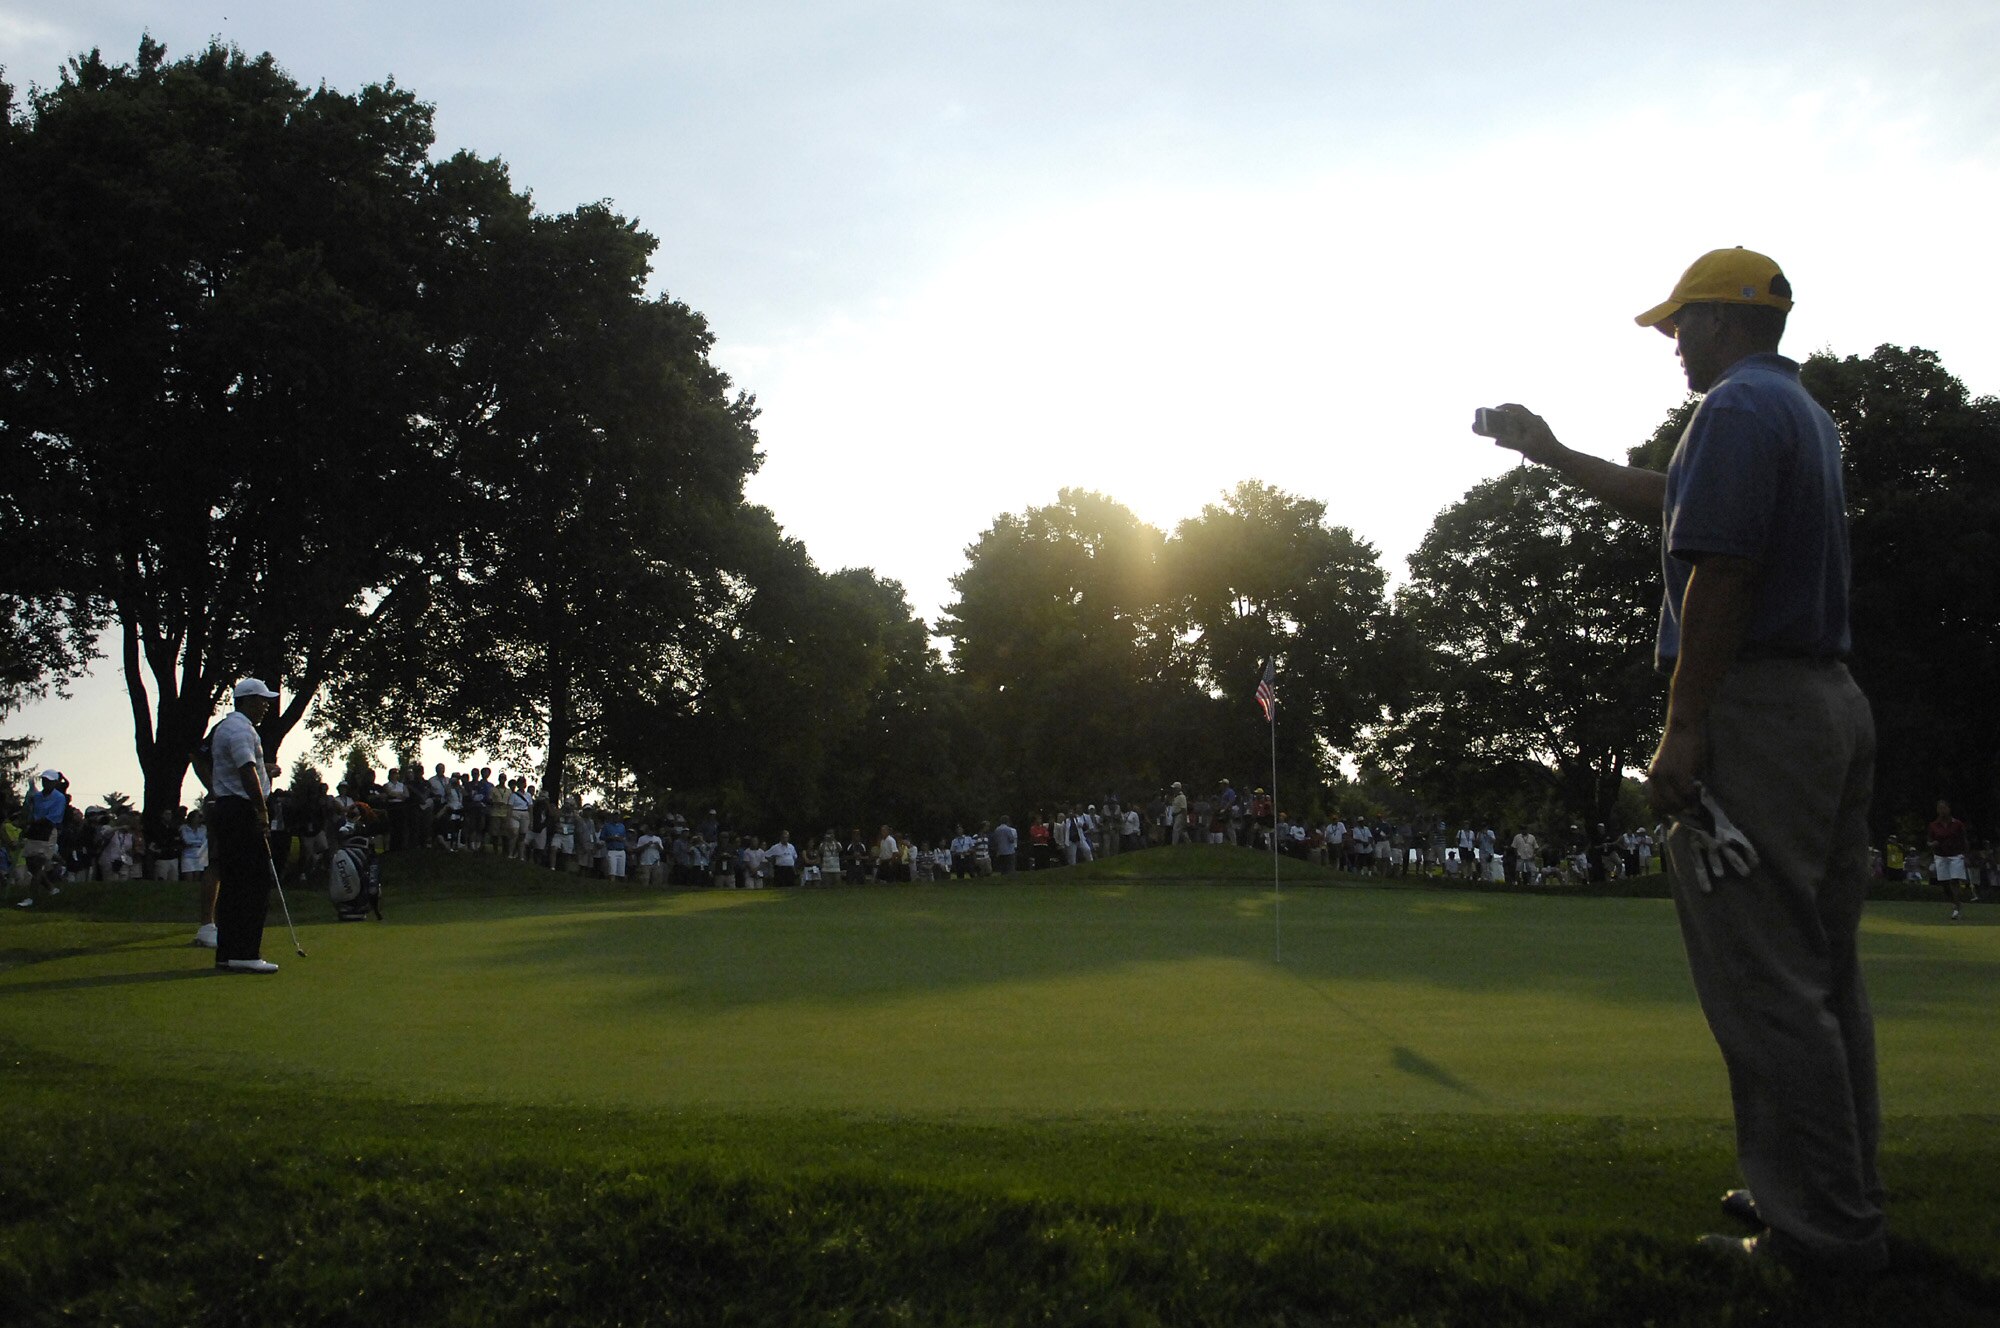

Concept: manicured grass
[[5, 847, 1991, 1117], [3, 847, 1996, 1325]]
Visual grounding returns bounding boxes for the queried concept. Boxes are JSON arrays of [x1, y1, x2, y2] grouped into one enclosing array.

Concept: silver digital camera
[[1470, 407, 1516, 440]]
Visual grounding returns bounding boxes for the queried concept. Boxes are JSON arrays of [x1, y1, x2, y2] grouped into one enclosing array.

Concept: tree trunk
[[138, 686, 209, 870], [140, 742, 194, 850], [1592, 747, 1628, 828], [543, 669, 571, 810], [268, 682, 333, 762]]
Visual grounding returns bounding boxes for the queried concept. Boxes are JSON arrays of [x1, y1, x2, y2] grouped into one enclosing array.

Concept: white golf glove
[[1672, 784, 1759, 894]]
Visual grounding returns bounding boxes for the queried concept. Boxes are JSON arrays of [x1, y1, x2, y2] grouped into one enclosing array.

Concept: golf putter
[[268, 856, 308, 957]]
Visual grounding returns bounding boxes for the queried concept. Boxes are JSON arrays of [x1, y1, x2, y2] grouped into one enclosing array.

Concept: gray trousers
[[1666, 659, 1886, 1269]]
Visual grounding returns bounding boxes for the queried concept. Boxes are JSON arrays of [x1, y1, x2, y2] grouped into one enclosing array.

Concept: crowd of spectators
[[6, 763, 1996, 918], [2, 770, 191, 908]]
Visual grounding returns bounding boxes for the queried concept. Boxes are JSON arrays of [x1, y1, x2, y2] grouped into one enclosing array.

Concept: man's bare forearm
[[1663, 555, 1758, 738], [239, 763, 270, 825], [1545, 446, 1666, 521], [1481, 406, 1666, 520]]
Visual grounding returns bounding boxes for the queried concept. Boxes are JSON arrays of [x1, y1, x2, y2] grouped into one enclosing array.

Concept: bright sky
[[6, 1, 1998, 804]]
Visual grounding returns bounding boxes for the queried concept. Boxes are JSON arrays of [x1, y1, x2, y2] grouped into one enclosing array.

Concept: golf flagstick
[[268, 855, 307, 957], [1270, 703, 1280, 965], [1257, 659, 1280, 965]]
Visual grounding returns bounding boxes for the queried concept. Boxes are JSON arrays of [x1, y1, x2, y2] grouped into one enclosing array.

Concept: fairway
[[4, 848, 1994, 1118]]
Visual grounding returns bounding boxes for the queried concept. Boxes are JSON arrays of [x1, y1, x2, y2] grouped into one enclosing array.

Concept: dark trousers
[[210, 796, 272, 963], [1667, 660, 1884, 1268]]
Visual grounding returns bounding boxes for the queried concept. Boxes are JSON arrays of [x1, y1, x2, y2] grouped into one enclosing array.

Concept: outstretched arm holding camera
[[1476, 399, 1756, 813], [1478, 404, 1666, 521]]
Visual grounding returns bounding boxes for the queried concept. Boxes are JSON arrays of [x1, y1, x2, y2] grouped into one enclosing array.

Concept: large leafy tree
[[313, 198, 761, 804], [1627, 347, 2000, 829], [0, 40, 472, 827], [0, 78, 108, 719], [608, 510, 962, 835], [814, 572, 970, 837], [1168, 481, 1397, 805], [1804, 346, 2000, 829], [1375, 447, 1668, 830], [942, 489, 1202, 809]]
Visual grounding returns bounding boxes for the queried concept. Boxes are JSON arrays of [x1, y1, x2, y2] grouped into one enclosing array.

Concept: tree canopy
[[2, 40, 477, 826], [940, 483, 1398, 818], [1372, 460, 1664, 830], [942, 489, 1197, 808], [1808, 346, 2000, 829], [313, 198, 762, 807], [5, 37, 1994, 842], [1170, 481, 1399, 800]]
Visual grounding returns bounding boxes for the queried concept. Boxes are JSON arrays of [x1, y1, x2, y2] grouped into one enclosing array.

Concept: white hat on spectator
[[233, 678, 279, 699]]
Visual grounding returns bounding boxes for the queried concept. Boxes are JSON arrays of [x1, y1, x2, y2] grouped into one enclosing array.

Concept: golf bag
[[328, 823, 383, 922]]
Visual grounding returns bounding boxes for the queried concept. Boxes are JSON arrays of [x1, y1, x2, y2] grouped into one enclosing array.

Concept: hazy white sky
[[6, 1, 1998, 802]]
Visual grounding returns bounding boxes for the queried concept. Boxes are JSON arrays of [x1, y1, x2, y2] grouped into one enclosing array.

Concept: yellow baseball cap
[[1634, 247, 1793, 335]]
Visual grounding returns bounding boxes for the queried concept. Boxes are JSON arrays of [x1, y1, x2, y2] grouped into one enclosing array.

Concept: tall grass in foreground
[[4, 1045, 1996, 1327]]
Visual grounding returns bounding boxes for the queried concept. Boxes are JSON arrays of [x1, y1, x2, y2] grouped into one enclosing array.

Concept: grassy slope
[[3, 848, 1996, 1325]]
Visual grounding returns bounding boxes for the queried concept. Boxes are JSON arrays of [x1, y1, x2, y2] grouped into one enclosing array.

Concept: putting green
[[3, 854, 1993, 1117]]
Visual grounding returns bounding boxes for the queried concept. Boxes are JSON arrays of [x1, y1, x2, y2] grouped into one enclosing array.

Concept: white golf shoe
[[220, 958, 279, 974], [192, 923, 218, 948]]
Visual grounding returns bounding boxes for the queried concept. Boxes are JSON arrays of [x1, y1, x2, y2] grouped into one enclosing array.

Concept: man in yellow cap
[[1480, 249, 1885, 1273]]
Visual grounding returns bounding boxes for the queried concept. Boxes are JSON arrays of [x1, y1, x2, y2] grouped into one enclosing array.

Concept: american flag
[[1256, 660, 1276, 723]]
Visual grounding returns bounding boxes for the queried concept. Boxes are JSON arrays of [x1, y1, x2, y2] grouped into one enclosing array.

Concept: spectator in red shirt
[[1028, 814, 1054, 871]]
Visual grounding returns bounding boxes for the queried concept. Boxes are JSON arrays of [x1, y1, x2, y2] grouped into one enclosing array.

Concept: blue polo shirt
[[26, 787, 68, 830], [1657, 353, 1851, 669]]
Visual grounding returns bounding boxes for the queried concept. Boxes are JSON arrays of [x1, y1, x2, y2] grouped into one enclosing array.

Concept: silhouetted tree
[[1373, 461, 1664, 829], [1, 40, 477, 829]]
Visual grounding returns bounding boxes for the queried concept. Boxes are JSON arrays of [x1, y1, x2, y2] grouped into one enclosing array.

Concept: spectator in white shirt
[[636, 825, 666, 885], [1510, 830, 1540, 885], [767, 831, 799, 888]]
